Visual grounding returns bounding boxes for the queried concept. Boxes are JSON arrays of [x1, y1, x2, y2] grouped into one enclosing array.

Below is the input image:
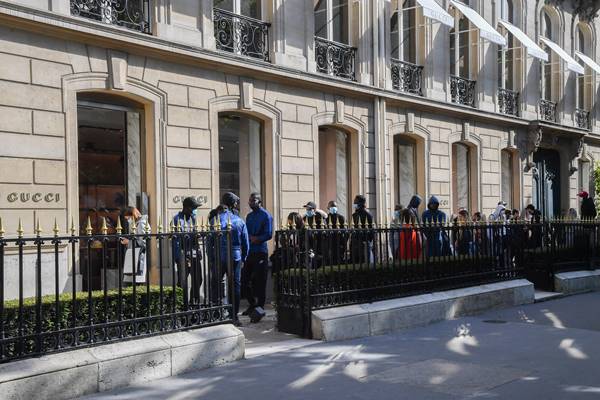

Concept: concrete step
[[534, 290, 564, 303]]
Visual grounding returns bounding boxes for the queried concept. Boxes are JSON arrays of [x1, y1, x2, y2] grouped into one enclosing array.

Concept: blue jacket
[[215, 210, 249, 262], [171, 212, 196, 265], [246, 207, 273, 254]]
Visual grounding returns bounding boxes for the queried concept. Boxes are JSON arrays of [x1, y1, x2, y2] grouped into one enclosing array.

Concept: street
[[83, 292, 600, 400]]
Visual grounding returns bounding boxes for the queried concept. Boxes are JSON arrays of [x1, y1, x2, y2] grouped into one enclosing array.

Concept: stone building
[[0, 0, 599, 294]]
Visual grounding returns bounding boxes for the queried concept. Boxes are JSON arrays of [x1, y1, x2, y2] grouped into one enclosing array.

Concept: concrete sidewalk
[[82, 292, 600, 400]]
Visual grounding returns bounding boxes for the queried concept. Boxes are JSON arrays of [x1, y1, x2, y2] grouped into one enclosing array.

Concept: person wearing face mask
[[172, 197, 201, 303], [350, 195, 375, 264], [303, 201, 326, 228], [122, 207, 150, 285], [241, 193, 273, 322], [421, 196, 448, 257], [325, 200, 347, 264]]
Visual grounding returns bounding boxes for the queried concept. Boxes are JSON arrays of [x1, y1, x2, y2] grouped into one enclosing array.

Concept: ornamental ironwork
[[575, 108, 590, 130], [450, 75, 476, 107], [391, 59, 424, 96], [213, 8, 270, 62], [314, 37, 357, 81], [539, 99, 557, 122], [498, 88, 519, 117], [70, 0, 151, 33]]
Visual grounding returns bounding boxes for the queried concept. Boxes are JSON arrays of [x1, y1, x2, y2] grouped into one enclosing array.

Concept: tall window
[[319, 127, 352, 216], [576, 24, 593, 112], [314, 0, 349, 44], [498, 0, 516, 90], [391, 0, 417, 63], [214, 0, 261, 18], [395, 137, 417, 207], [501, 150, 515, 206], [541, 9, 554, 101], [450, 12, 471, 77], [452, 143, 472, 212], [579, 159, 592, 196]]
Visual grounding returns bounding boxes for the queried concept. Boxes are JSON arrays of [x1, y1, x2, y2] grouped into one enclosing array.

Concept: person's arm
[[255, 213, 273, 243], [241, 222, 250, 262]]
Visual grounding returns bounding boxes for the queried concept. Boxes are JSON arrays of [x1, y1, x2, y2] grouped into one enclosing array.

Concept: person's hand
[[120, 238, 129, 246]]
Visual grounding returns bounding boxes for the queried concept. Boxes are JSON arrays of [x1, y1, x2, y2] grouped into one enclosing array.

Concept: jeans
[[211, 259, 242, 319]]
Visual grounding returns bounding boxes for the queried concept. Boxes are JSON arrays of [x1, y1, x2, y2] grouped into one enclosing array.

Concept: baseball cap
[[578, 191, 589, 198], [303, 201, 317, 210], [182, 197, 200, 209]]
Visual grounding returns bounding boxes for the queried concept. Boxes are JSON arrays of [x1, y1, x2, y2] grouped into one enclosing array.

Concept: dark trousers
[[176, 252, 202, 305], [241, 252, 268, 308], [211, 259, 242, 319]]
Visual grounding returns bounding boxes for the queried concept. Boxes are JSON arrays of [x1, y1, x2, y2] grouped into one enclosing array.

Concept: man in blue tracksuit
[[421, 195, 448, 257], [241, 193, 273, 321], [212, 192, 249, 326]]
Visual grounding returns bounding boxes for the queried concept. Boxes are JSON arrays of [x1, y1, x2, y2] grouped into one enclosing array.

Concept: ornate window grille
[[575, 108, 590, 130], [391, 59, 423, 96], [213, 8, 270, 62], [498, 88, 519, 116], [70, 0, 151, 34], [450, 76, 476, 107], [539, 99, 557, 122], [314, 37, 357, 81]]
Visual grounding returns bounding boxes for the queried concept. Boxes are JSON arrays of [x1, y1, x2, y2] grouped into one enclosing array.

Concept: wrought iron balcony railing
[[391, 59, 424, 96], [575, 108, 591, 130], [539, 99, 557, 122], [450, 75, 476, 107], [314, 37, 357, 81], [498, 88, 519, 117], [70, 0, 151, 34], [213, 8, 270, 62]]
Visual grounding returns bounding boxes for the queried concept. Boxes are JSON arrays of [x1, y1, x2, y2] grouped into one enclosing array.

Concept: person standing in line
[[406, 195, 422, 224], [242, 193, 273, 322], [212, 192, 249, 327], [421, 196, 448, 257], [172, 197, 201, 302], [303, 201, 327, 228], [351, 194, 374, 263], [122, 206, 150, 285], [579, 190, 597, 219], [325, 200, 347, 265]]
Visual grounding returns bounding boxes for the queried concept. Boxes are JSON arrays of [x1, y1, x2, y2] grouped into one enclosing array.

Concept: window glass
[[401, 0, 416, 63], [396, 138, 417, 207], [314, 0, 328, 38], [214, 0, 234, 11], [240, 0, 261, 18], [501, 150, 513, 205], [332, 0, 349, 43], [454, 143, 471, 211]]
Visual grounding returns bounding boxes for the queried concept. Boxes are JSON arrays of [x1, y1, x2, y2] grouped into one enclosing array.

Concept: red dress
[[398, 224, 422, 260]]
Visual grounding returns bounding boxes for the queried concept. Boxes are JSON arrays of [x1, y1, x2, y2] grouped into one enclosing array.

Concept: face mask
[[329, 207, 338, 215], [394, 210, 401, 219], [306, 210, 315, 218], [192, 209, 198, 218], [352, 204, 358, 210], [249, 200, 260, 210]]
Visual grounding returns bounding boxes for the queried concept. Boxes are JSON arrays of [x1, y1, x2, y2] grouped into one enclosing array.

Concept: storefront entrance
[[77, 95, 144, 290], [533, 149, 561, 219]]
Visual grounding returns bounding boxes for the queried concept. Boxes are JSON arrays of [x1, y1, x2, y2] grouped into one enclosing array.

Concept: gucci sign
[[7, 192, 60, 203], [172, 195, 208, 206], [0, 184, 66, 209]]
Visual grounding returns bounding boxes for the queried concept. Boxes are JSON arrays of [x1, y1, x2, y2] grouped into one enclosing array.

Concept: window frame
[[314, 0, 352, 45]]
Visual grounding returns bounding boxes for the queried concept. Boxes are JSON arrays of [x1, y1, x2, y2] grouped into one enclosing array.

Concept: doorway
[[77, 95, 144, 290], [532, 149, 561, 219]]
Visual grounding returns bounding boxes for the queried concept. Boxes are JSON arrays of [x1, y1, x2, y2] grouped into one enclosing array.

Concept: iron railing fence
[[450, 75, 476, 107], [273, 220, 600, 337], [70, 0, 152, 33], [0, 218, 235, 363], [391, 59, 424, 96], [314, 37, 357, 81], [539, 99, 557, 122], [575, 108, 591, 130], [213, 8, 271, 62], [498, 88, 519, 116]]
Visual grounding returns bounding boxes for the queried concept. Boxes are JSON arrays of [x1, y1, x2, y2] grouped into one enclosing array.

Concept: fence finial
[[157, 220, 163, 234], [70, 217, 76, 236], [35, 218, 42, 237], [85, 216, 93, 235], [0, 217, 4, 238], [144, 219, 151, 234], [17, 218, 24, 238], [53, 218, 60, 237], [227, 214, 232, 230], [169, 220, 175, 233], [100, 217, 108, 235], [200, 216, 205, 231], [116, 217, 123, 234]]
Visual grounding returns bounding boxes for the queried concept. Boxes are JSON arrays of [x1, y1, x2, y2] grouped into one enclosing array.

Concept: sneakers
[[249, 306, 266, 323], [232, 319, 242, 327], [241, 306, 254, 316]]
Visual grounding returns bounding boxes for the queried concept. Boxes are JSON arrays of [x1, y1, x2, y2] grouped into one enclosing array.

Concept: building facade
[[0, 0, 599, 294]]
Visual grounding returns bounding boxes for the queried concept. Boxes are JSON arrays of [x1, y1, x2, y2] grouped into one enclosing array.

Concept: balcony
[[314, 37, 357, 81], [213, 8, 270, 62], [539, 99, 557, 122], [450, 76, 476, 107], [498, 88, 519, 117], [575, 108, 591, 130], [70, 0, 151, 34], [391, 59, 423, 96]]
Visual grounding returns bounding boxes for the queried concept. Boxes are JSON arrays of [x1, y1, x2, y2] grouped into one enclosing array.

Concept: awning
[[575, 51, 600, 75], [416, 0, 454, 27], [449, 0, 506, 46], [498, 20, 548, 62], [539, 37, 585, 74]]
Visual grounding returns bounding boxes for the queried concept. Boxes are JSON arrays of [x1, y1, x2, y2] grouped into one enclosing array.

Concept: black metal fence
[[273, 220, 600, 337], [0, 219, 235, 363], [213, 8, 271, 62], [70, 0, 152, 34]]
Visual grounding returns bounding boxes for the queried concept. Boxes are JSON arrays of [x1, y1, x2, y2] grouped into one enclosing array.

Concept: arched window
[[452, 143, 475, 213], [395, 136, 417, 207]]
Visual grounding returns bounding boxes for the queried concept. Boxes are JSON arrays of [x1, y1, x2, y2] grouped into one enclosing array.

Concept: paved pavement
[[82, 292, 600, 400]]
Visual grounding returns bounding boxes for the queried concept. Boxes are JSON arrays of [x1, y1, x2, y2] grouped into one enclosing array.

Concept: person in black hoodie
[[406, 195, 422, 224], [325, 200, 347, 264], [351, 195, 374, 264], [579, 191, 597, 219]]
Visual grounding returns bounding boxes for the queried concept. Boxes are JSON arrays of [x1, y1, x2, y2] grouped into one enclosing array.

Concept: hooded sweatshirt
[[407, 195, 422, 223], [422, 196, 446, 224], [489, 204, 507, 221]]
